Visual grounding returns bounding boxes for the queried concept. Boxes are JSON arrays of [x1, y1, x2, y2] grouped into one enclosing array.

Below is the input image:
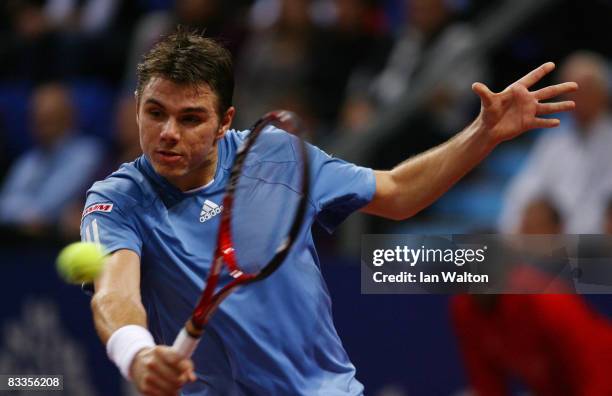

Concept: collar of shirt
[[136, 150, 227, 209]]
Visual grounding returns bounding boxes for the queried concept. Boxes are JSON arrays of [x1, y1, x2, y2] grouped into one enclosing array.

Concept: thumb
[[472, 82, 494, 107]]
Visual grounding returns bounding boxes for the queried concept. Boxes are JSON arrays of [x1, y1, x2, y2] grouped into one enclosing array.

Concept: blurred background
[[1, 0, 611, 395]]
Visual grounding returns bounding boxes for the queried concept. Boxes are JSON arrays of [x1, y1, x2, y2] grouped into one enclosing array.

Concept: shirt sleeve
[[80, 191, 142, 257], [37, 137, 104, 221], [497, 134, 555, 233], [307, 143, 376, 233]]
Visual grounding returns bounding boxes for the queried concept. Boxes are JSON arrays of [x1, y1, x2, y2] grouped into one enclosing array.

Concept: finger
[[140, 386, 164, 396], [149, 360, 185, 387], [154, 347, 186, 377], [529, 117, 560, 129], [536, 101, 575, 115], [155, 346, 182, 366], [178, 369, 197, 384], [177, 359, 194, 374], [140, 372, 179, 396], [177, 359, 196, 383], [534, 82, 579, 100], [141, 386, 170, 396], [472, 82, 494, 107], [515, 62, 555, 88]]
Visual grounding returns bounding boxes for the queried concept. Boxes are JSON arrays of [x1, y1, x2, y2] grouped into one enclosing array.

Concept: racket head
[[224, 110, 310, 278], [190, 110, 310, 329]]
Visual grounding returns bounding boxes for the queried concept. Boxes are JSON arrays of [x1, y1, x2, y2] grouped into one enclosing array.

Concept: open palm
[[472, 62, 578, 144]]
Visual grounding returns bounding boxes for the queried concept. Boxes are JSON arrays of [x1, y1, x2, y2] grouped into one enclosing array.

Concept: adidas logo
[[200, 199, 223, 222]]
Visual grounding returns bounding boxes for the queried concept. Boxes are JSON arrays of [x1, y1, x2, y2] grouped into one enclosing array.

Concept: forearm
[[366, 117, 497, 220], [92, 289, 161, 382], [364, 62, 578, 221], [91, 290, 148, 344]]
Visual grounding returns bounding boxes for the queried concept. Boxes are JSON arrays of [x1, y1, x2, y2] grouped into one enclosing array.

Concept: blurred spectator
[[0, 116, 10, 185], [233, 0, 315, 129], [234, 0, 391, 133], [123, 0, 249, 91], [306, 0, 391, 133], [1, 0, 62, 81], [518, 198, 562, 235], [499, 51, 612, 234], [605, 197, 612, 235], [340, 0, 484, 143], [113, 95, 141, 166], [452, 293, 612, 395], [0, 0, 142, 83], [0, 83, 103, 233], [57, 95, 140, 239], [452, 198, 612, 395], [51, 0, 143, 83], [43, 0, 129, 34]]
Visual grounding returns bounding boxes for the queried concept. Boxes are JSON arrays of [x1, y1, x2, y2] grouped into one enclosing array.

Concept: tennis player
[[81, 30, 577, 395]]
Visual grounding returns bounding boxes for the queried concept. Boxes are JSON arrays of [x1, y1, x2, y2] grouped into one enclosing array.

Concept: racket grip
[[172, 328, 200, 358]]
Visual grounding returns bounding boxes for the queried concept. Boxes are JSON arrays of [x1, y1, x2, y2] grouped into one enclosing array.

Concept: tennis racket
[[172, 110, 310, 358]]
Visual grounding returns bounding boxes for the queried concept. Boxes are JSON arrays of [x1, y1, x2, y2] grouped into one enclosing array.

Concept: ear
[[216, 106, 235, 141], [134, 91, 141, 126]]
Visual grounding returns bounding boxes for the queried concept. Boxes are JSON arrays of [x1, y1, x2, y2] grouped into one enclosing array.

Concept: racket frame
[[172, 111, 309, 357]]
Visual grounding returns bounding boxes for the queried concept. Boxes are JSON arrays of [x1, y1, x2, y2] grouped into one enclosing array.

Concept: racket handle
[[172, 328, 200, 358]]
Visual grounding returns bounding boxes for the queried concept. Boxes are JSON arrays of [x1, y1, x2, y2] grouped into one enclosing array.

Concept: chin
[[151, 160, 186, 178]]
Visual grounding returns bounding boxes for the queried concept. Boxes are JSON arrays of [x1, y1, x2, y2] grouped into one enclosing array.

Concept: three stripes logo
[[200, 199, 223, 222]]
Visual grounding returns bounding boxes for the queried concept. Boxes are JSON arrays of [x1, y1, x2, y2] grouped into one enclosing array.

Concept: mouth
[[154, 149, 183, 164]]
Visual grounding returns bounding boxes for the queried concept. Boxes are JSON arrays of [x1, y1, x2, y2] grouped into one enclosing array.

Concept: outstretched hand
[[472, 62, 578, 144]]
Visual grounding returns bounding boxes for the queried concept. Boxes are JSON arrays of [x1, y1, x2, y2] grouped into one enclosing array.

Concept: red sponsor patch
[[82, 203, 114, 218]]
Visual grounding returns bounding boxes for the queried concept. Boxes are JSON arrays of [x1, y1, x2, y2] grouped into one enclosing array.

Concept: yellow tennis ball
[[56, 242, 106, 284]]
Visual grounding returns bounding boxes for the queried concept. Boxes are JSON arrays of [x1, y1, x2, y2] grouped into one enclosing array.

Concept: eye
[[181, 115, 202, 125], [147, 108, 163, 119]]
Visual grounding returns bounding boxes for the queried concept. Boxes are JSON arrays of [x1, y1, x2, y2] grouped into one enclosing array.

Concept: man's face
[[32, 84, 73, 148], [519, 200, 561, 234], [137, 77, 234, 190]]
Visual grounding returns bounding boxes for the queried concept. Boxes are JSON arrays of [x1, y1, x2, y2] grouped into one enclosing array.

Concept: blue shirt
[[0, 134, 103, 225], [80, 128, 375, 395]]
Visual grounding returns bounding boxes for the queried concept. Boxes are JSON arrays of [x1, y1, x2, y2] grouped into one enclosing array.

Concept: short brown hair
[[136, 28, 234, 116]]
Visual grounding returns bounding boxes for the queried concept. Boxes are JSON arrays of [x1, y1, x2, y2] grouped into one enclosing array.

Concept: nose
[[160, 118, 180, 144]]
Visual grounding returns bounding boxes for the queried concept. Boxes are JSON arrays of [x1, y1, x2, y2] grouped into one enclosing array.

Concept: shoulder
[[66, 134, 103, 149], [57, 134, 105, 159], [255, 126, 300, 161], [85, 158, 155, 211], [219, 127, 299, 169], [223, 126, 295, 147], [436, 23, 477, 52], [220, 128, 248, 152], [443, 23, 476, 40], [7, 149, 40, 170]]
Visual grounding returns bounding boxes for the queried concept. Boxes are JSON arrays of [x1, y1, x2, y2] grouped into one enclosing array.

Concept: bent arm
[[91, 249, 196, 390], [362, 62, 577, 221], [91, 249, 145, 344], [363, 119, 495, 220]]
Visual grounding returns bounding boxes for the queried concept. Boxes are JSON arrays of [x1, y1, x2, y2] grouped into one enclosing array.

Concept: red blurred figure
[[452, 294, 612, 395], [452, 199, 612, 395]]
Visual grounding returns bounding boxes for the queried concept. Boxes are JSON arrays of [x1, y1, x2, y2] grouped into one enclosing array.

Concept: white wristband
[[106, 325, 155, 380]]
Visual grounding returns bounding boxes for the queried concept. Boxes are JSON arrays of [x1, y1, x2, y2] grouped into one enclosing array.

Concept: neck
[[173, 145, 219, 191], [576, 112, 603, 133]]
